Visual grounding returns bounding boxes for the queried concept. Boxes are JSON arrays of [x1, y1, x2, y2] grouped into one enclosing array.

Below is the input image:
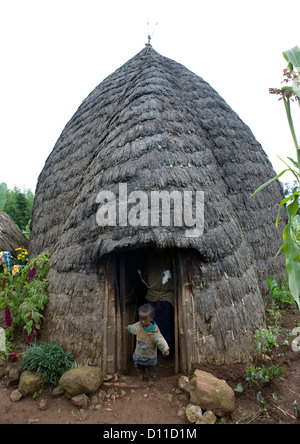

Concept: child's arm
[[125, 322, 139, 335], [153, 331, 169, 355]]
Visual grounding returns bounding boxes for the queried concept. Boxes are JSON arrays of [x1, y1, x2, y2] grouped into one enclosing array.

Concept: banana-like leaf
[[283, 46, 300, 102], [283, 46, 300, 73], [0, 182, 7, 211], [276, 190, 300, 227], [283, 199, 300, 310]]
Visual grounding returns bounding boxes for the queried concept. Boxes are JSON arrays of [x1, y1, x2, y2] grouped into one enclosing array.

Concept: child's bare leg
[[147, 366, 157, 386], [136, 366, 145, 381]]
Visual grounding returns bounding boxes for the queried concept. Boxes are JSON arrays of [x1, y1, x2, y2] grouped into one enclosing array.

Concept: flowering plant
[[15, 248, 29, 266], [0, 251, 49, 344]]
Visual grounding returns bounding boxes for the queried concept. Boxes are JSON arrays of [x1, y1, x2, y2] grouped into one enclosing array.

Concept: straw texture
[[30, 46, 286, 367]]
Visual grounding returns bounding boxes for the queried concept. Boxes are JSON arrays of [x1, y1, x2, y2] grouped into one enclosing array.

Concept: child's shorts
[[133, 352, 157, 373]]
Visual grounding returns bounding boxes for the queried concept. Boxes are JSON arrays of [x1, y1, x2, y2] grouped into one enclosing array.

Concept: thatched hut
[[0, 210, 29, 256], [30, 46, 286, 374]]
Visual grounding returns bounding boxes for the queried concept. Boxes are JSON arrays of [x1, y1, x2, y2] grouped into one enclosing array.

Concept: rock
[[0, 358, 8, 379], [196, 410, 217, 424], [71, 393, 89, 409], [38, 398, 48, 410], [18, 371, 44, 397], [58, 366, 103, 396], [185, 404, 203, 423], [177, 407, 186, 419], [178, 375, 190, 392], [51, 385, 65, 397], [8, 367, 21, 386], [185, 369, 235, 417], [10, 389, 23, 402], [104, 374, 113, 381]]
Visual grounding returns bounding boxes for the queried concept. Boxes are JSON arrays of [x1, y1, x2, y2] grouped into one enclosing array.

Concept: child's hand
[[163, 350, 170, 356], [123, 326, 128, 332]]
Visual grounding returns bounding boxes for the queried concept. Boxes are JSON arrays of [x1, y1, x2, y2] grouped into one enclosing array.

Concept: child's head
[[138, 304, 155, 329]]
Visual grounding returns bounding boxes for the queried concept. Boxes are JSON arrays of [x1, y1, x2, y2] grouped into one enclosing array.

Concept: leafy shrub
[[245, 364, 284, 390], [267, 274, 295, 309], [0, 251, 49, 336], [254, 327, 280, 357], [18, 342, 76, 385]]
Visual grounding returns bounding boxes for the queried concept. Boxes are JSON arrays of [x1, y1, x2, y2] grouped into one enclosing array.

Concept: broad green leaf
[[276, 190, 300, 227], [283, 46, 300, 73], [283, 200, 300, 310]]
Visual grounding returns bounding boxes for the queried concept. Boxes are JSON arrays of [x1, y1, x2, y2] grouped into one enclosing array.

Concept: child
[[125, 304, 169, 384]]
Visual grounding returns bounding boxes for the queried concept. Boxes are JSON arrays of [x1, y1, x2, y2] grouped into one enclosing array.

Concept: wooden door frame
[[102, 247, 190, 375]]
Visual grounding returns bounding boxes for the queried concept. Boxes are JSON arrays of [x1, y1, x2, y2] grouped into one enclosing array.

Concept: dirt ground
[[0, 308, 299, 425]]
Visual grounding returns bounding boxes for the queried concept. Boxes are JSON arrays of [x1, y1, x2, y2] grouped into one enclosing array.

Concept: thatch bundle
[[0, 210, 29, 256], [30, 46, 286, 372]]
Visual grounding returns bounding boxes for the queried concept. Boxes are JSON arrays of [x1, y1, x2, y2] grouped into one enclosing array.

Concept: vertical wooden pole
[[172, 250, 179, 374]]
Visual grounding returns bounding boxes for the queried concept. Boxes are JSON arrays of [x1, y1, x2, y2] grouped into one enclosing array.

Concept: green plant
[[254, 326, 280, 357], [253, 46, 300, 311], [0, 251, 49, 335], [267, 275, 295, 308], [245, 364, 284, 390], [18, 342, 76, 386], [236, 391, 267, 424]]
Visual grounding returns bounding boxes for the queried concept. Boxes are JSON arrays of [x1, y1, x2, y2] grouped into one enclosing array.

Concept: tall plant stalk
[[253, 46, 300, 310]]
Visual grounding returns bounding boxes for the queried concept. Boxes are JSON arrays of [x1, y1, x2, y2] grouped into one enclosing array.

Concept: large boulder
[[185, 369, 235, 417], [18, 370, 44, 397], [58, 366, 103, 396]]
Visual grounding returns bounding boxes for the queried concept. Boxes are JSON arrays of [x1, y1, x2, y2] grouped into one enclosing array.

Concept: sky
[[1, 0, 300, 192]]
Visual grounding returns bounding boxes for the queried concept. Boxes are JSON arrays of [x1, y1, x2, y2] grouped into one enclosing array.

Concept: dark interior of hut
[[115, 246, 176, 375]]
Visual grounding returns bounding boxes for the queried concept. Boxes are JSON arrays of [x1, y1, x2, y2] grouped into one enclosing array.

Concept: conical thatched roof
[[0, 210, 29, 255], [30, 46, 286, 366], [31, 46, 285, 263]]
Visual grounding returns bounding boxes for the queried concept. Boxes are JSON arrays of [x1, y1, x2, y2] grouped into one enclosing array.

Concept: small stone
[[51, 385, 65, 397], [10, 389, 23, 402], [185, 404, 203, 423], [38, 398, 48, 410], [177, 407, 186, 419], [8, 367, 21, 386], [71, 393, 89, 409], [196, 410, 217, 424], [178, 375, 189, 392], [104, 374, 113, 381]]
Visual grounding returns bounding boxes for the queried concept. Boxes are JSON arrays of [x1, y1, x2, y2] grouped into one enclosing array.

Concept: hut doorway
[[101, 246, 194, 376]]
